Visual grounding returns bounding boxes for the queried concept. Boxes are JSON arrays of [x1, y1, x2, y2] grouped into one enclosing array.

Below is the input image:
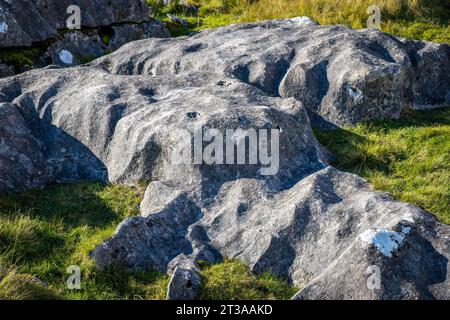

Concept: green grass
[[79, 55, 101, 65], [0, 182, 169, 300], [199, 259, 298, 300], [0, 266, 64, 300], [152, 0, 449, 43], [0, 41, 53, 72], [0, 182, 294, 300], [315, 108, 450, 224]]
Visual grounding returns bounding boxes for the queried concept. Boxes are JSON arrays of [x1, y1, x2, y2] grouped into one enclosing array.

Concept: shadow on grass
[[314, 127, 392, 175], [63, 264, 169, 300], [0, 182, 120, 229], [0, 181, 150, 298], [315, 108, 450, 174], [314, 107, 450, 223], [0, 181, 124, 269], [364, 107, 450, 130]]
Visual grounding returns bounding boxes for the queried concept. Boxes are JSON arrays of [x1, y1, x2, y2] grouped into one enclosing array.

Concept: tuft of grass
[[98, 26, 115, 46], [79, 55, 101, 65], [0, 215, 64, 265], [199, 259, 298, 300], [63, 266, 170, 300], [0, 38, 55, 71], [0, 265, 63, 300], [315, 108, 450, 224], [0, 47, 45, 72]]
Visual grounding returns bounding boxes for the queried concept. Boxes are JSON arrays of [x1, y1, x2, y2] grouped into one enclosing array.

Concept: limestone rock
[[403, 39, 450, 109], [93, 166, 450, 300], [166, 267, 201, 300], [107, 20, 171, 51], [0, 102, 48, 191], [0, 0, 151, 48], [95, 19, 450, 127], [42, 32, 104, 67], [167, 14, 189, 27], [39, 21, 170, 68], [0, 62, 13, 78], [0, 1, 169, 76]]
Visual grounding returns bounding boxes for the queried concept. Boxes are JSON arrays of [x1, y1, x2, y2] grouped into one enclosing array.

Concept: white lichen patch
[[289, 16, 314, 25], [402, 213, 415, 223], [59, 50, 74, 65], [347, 86, 363, 100], [359, 228, 407, 257], [401, 226, 412, 234], [0, 22, 8, 33]]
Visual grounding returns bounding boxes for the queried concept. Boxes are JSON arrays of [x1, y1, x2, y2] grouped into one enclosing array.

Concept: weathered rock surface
[[166, 267, 202, 300], [107, 20, 170, 51], [93, 166, 450, 300], [0, 0, 151, 48], [94, 17, 450, 127], [0, 61, 13, 77], [0, 18, 449, 299], [0, 102, 48, 190], [0, 1, 169, 76], [40, 20, 170, 68]]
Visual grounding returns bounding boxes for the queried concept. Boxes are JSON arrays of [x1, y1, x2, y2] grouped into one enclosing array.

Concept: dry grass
[[238, 0, 448, 23], [0, 264, 63, 300], [155, 0, 449, 42]]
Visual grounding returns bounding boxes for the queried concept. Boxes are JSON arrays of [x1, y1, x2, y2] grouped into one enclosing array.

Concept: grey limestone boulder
[[166, 267, 202, 300], [39, 20, 170, 68], [0, 61, 13, 77], [0, 102, 48, 191], [0, 1, 169, 76], [0, 0, 151, 48], [95, 18, 450, 127], [42, 31, 105, 67], [93, 166, 450, 300]]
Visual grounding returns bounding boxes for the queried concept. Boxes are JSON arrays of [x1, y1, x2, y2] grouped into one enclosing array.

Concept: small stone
[[166, 267, 201, 300]]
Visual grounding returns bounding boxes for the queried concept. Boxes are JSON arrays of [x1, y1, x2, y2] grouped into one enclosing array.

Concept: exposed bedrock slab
[[0, 48, 329, 191], [92, 166, 450, 300], [95, 18, 450, 127], [166, 267, 202, 300], [0, 18, 449, 299], [0, 0, 151, 48]]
